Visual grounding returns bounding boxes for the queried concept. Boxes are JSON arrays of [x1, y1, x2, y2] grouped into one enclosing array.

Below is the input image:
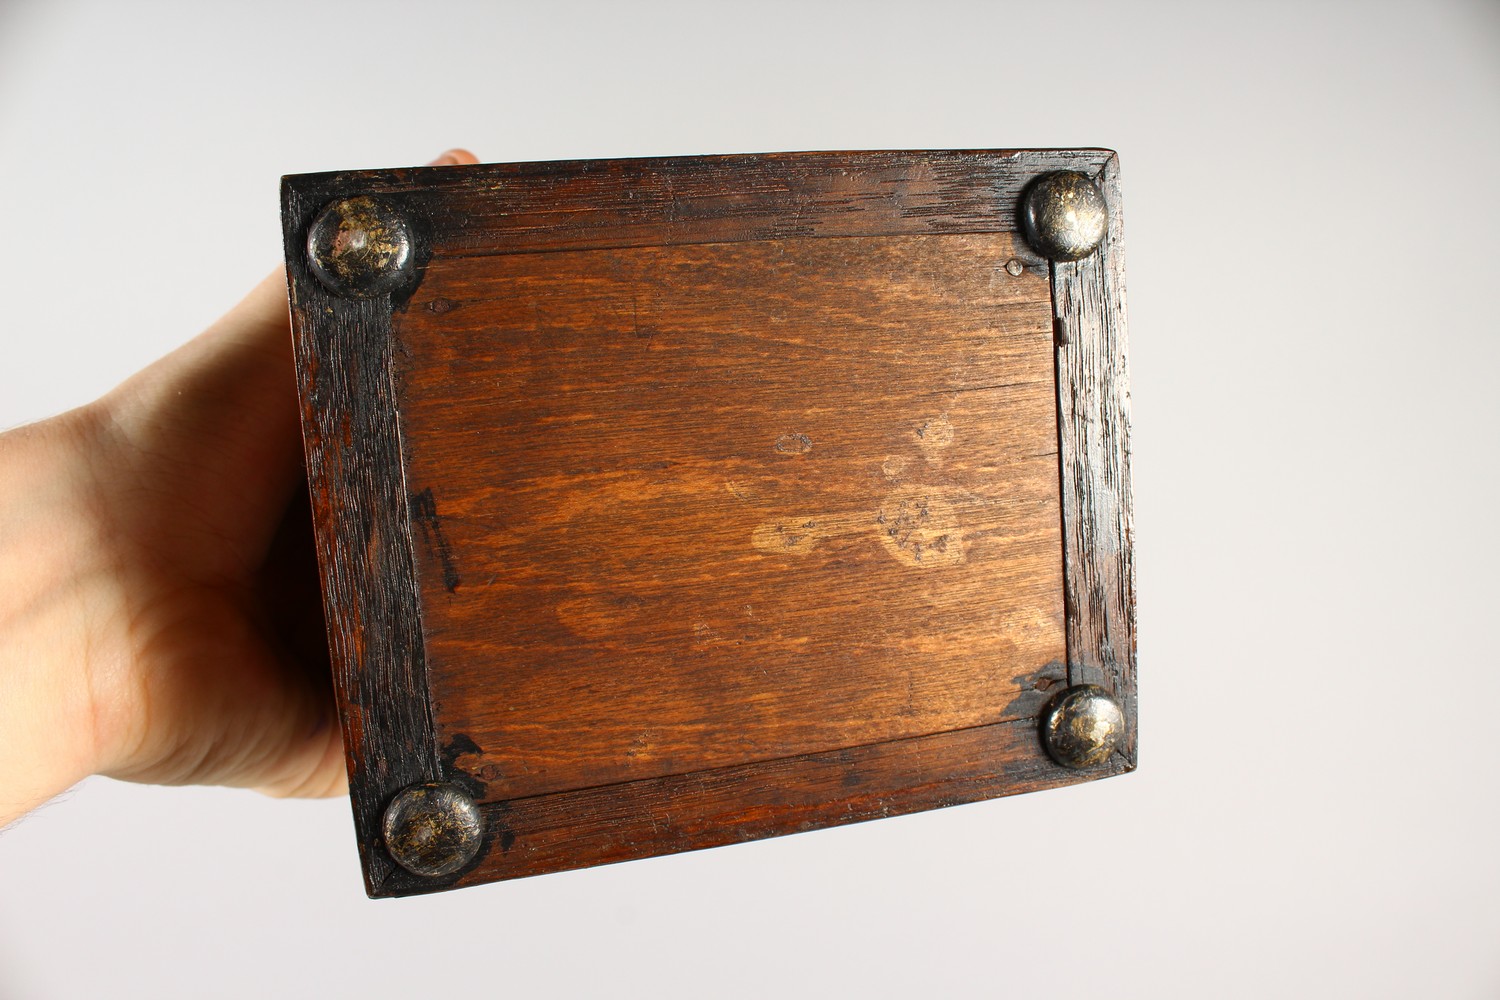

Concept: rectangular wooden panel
[[395, 232, 1064, 802], [280, 149, 1136, 897], [287, 149, 1114, 257], [1053, 155, 1137, 756], [449, 716, 1130, 892]]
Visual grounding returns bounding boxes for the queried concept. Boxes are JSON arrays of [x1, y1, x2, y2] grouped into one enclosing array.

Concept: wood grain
[[434, 715, 1131, 892], [1052, 153, 1137, 759], [285, 149, 1115, 258], [395, 232, 1066, 802], [281, 187, 440, 895]]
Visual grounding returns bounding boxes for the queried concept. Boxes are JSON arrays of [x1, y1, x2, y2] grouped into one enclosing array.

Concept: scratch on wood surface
[[410, 487, 461, 593]]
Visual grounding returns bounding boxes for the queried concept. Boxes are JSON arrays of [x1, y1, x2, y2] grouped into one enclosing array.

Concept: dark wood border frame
[[281, 149, 1135, 898]]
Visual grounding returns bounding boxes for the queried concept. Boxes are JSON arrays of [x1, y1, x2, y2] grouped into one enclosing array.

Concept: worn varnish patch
[[392, 232, 1064, 802]]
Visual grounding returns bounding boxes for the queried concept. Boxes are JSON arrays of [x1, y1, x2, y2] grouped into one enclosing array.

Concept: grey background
[[2, 1, 1497, 996]]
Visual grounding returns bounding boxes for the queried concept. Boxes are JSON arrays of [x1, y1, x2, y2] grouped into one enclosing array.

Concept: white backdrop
[[2, 2, 1497, 997]]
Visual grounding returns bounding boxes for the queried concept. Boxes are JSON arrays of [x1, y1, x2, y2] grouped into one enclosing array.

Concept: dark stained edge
[[380, 716, 1130, 897], [279, 149, 1135, 898], [1051, 154, 1138, 762], [281, 183, 442, 896], [281, 148, 1114, 258]]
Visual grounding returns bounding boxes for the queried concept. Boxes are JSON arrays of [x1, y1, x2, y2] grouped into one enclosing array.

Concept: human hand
[[0, 149, 479, 827]]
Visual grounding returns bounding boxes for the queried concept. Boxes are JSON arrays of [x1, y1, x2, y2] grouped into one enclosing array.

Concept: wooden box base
[[280, 149, 1135, 897]]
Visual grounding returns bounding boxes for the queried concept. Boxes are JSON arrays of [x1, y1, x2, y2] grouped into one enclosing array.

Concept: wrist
[[0, 405, 119, 824]]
